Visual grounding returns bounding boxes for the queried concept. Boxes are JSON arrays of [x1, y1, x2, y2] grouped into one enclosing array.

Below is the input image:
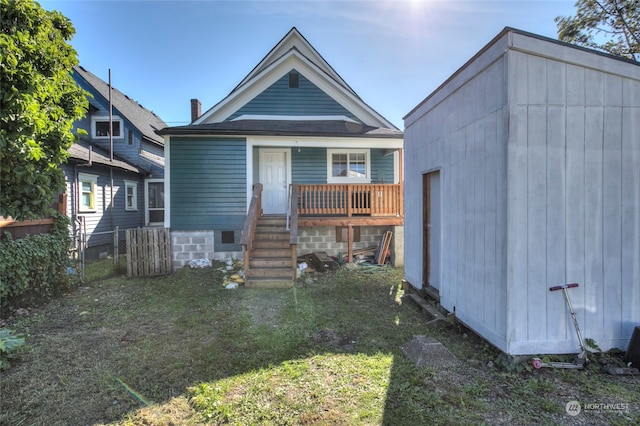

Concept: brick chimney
[[190, 98, 201, 123]]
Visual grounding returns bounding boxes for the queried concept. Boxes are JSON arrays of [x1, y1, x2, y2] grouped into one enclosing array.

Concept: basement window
[[221, 231, 235, 244]]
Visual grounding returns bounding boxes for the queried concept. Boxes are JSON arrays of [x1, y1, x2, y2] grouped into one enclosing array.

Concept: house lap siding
[[228, 71, 358, 121], [63, 164, 145, 253], [169, 137, 247, 254], [291, 148, 393, 184], [404, 30, 640, 356], [292, 148, 326, 183]]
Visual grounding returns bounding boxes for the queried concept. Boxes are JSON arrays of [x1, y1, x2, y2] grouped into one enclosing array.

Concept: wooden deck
[[241, 183, 404, 287]]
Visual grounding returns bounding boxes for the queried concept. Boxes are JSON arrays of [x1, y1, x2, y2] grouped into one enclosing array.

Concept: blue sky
[[40, 0, 576, 128]]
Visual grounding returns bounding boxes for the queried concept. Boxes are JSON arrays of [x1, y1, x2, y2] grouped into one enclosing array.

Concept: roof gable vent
[[288, 72, 299, 89]]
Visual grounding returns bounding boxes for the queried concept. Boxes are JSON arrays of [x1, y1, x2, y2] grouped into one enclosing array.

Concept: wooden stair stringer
[[245, 216, 295, 288]]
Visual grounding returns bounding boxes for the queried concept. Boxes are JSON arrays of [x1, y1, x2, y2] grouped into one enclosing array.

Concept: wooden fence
[[126, 228, 172, 277]]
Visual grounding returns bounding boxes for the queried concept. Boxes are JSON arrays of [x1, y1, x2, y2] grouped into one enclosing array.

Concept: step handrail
[[289, 185, 299, 279], [240, 183, 263, 276]]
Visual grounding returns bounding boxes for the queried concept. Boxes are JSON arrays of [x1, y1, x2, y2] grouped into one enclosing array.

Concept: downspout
[[108, 69, 115, 231]]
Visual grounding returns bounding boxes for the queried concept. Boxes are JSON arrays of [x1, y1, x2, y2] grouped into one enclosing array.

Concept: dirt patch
[[241, 287, 291, 327], [309, 328, 357, 351]]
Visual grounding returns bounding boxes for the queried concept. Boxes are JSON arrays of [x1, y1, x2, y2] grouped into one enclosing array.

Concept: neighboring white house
[[403, 27, 640, 356]]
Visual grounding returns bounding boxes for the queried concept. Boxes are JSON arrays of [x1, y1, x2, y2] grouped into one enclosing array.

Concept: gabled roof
[[189, 27, 399, 131], [68, 140, 145, 174], [73, 66, 167, 146], [233, 27, 357, 98]]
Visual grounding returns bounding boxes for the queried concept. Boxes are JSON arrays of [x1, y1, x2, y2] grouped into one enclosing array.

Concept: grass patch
[[0, 259, 638, 425]]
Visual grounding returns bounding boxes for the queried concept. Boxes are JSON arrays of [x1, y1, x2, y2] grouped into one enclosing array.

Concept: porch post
[[398, 148, 404, 217], [347, 224, 353, 263]]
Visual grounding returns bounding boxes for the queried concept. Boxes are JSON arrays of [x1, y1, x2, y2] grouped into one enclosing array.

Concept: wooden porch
[[241, 183, 404, 288]]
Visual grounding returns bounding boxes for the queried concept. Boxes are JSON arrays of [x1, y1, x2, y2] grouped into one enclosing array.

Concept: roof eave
[[157, 127, 402, 139]]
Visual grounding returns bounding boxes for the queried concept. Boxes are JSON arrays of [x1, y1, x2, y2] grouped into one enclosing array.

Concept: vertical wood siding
[[506, 50, 640, 354], [405, 32, 640, 355], [405, 54, 510, 351]]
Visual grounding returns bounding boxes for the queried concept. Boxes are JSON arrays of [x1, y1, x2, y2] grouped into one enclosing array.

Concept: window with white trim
[[327, 149, 370, 183], [92, 116, 123, 139], [146, 180, 164, 226], [124, 180, 137, 211], [78, 173, 98, 212]]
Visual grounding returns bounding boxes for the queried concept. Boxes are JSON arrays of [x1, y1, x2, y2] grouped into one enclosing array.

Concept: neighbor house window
[[327, 149, 370, 183], [124, 180, 137, 211], [78, 173, 98, 212], [92, 116, 123, 139], [145, 180, 164, 226]]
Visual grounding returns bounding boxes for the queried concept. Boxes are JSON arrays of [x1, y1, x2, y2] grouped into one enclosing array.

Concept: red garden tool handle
[[549, 283, 579, 291]]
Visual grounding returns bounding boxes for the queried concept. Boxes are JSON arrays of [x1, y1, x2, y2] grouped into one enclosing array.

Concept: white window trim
[[145, 178, 165, 226], [124, 180, 138, 211], [78, 173, 98, 213], [91, 115, 124, 139], [326, 148, 371, 183]]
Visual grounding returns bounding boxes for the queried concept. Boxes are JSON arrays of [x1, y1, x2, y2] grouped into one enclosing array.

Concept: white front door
[[259, 149, 289, 214]]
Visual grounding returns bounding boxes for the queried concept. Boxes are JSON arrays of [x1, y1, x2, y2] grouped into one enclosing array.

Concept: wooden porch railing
[[294, 184, 403, 217], [240, 183, 263, 277]]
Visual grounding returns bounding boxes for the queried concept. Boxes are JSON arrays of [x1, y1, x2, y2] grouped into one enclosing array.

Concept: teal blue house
[[160, 28, 404, 286]]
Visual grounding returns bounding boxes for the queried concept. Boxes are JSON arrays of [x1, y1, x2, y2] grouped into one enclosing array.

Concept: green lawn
[[0, 259, 637, 425]]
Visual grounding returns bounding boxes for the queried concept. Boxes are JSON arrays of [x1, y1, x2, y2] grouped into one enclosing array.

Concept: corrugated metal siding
[[228, 71, 359, 121], [170, 137, 247, 239]]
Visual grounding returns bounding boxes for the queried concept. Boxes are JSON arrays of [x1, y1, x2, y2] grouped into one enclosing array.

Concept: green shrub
[[0, 328, 26, 370], [0, 213, 75, 316]]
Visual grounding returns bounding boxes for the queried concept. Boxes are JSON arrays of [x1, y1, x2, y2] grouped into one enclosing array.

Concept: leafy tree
[[0, 0, 88, 220], [556, 0, 639, 61]]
